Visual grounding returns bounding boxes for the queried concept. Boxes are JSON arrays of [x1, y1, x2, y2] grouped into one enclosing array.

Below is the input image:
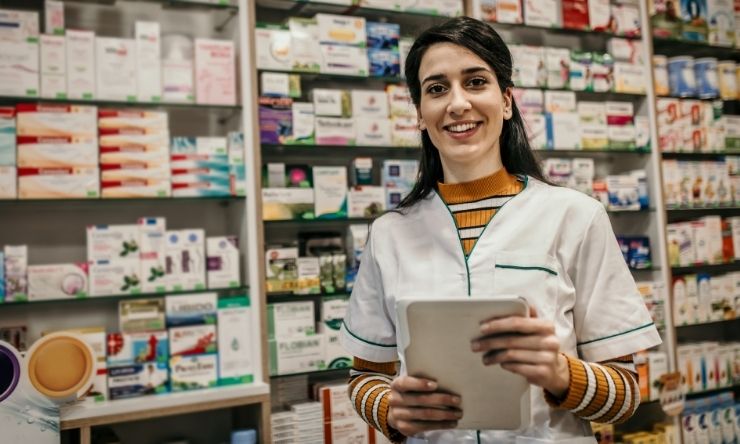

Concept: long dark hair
[[397, 16, 549, 209]]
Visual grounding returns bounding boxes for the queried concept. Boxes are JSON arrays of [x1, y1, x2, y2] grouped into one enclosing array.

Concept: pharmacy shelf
[[256, 0, 458, 19], [671, 261, 740, 275], [270, 367, 349, 379], [661, 151, 739, 159], [676, 317, 739, 329], [666, 207, 740, 222], [0, 196, 245, 205], [0, 286, 249, 307], [684, 385, 740, 400], [0, 95, 242, 111], [485, 20, 641, 40], [652, 37, 740, 59], [264, 217, 375, 225], [261, 143, 419, 159], [517, 87, 647, 101], [55, 0, 238, 9], [60, 381, 270, 430], [533, 148, 651, 156], [258, 68, 403, 84], [267, 291, 349, 304]]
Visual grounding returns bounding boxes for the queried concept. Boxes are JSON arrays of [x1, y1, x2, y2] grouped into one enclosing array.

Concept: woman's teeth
[[447, 122, 478, 133]]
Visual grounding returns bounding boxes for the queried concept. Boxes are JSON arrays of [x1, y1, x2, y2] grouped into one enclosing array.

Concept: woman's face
[[417, 42, 512, 179]]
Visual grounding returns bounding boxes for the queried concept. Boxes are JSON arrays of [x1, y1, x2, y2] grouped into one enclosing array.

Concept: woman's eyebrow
[[421, 66, 492, 85]]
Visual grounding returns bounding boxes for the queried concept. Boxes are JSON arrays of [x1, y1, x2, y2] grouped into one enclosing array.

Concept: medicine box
[[28, 263, 88, 301], [89, 260, 141, 297], [206, 236, 241, 289], [170, 354, 218, 391], [106, 331, 169, 366], [135, 21, 162, 103], [18, 167, 100, 199], [164, 229, 206, 292], [165, 292, 217, 327], [313, 166, 348, 219], [4, 245, 27, 301], [66, 29, 95, 100], [262, 188, 315, 221], [40, 34, 66, 99], [119, 298, 165, 333], [288, 18, 320, 73], [0, 39, 39, 98], [319, 44, 369, 77], [138, 217, 167, 293], [320, 297, 351, 369], [0, 166, 17, 199], [255, 26, 291, 71], [316, 14, 367, 46], [16, 103, 97, 139], [217, 296, 254, 385], [348, 186, 386, 218], [95, 37, 137, 102], [268, 335, 326, 376], [0, 9, 39, 40], [194, 38, 236, 106], [0, 108, 15, 166], [87, 224, 141, 263], [351, 90, 389, 118], [315, 117, 356, 146], [169, 324, 217, 356], [108, 362, 169, 400], [267, 301, 315, 340]]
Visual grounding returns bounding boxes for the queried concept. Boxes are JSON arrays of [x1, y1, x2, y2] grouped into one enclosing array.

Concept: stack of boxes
[[680, 393, 737, 444], [228, 132, 246, 197], [313, 88, 354, 146], [98, 109, 171, 198], [139, 217, 168, 293], [109, 298, 169, 399], [382, 159, 419, 209], [268, 301, 325, 376], [171, 136, 230, 197], [657, 98, 738, 153], [0, 108, 15, 198], [290, 402, 324, 443], [318, 384, 390, 444], [64, 327, 107, 405], [367, 22, 401, 78], [16, 104, 99, 199], [672, 272, 739, 327], [544, 91, 579, 149], [167, 292, 219, 392], [667, 215, 735, 267], [317, 14, 369, 77], [87, 224, 142, 296], [320, 297, 351, 370]]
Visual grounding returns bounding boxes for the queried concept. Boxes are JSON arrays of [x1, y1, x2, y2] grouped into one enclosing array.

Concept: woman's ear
[[417, 107, 426, 130], [502, 87, 513, 120]]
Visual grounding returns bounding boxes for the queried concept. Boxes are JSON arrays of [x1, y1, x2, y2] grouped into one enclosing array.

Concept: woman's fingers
[[471, 333, 560, 353], [389, 391, 462, 409], [479, 316, 554, 336], [390, 406, 463, 422], [481, 349, 556, 366], [390, 375, 439, 393]]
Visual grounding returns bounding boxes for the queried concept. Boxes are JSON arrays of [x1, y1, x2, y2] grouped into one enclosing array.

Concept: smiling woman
[[339, 16, 662, 444]]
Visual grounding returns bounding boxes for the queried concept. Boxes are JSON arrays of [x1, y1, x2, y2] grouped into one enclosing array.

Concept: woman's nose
[[446, 85, 472, 115]]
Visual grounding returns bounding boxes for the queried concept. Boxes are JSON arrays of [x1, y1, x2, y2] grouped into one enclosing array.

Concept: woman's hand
[[387, 375, 463, 437], [470, 307, 570, 398]]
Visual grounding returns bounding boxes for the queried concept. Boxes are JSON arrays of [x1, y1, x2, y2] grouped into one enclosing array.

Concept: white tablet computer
[[396, 296, 531, 430]]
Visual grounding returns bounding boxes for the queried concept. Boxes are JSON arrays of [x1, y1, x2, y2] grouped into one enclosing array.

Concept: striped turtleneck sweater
[[348, 169, 641, 443]]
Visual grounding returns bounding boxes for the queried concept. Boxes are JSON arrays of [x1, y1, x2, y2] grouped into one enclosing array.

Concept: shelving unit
[[0, 0, 271, 443]]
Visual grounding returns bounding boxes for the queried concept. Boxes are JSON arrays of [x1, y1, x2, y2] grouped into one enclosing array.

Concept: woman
[[339, 16, 661, 444]]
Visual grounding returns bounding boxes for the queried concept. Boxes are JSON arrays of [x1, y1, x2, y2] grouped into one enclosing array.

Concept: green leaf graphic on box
[[148, 266, 165, 282], [324, 319, 343, 331], [205, 314, 217, 324], [328, 357, 351, 369]]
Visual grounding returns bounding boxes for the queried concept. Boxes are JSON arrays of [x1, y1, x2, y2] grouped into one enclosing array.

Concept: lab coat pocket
[[492, 252, 560, 321]]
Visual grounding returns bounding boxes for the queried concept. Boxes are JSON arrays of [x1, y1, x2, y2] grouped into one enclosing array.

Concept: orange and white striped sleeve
[[347, 357, 405, 443], [545, 354, 640, 424]]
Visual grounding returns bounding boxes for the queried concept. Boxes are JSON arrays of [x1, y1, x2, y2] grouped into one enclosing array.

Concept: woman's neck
[[440, 155, 504, 184]]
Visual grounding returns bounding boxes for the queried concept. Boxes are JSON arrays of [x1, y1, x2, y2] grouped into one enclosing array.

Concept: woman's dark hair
[[397, 16, 549, 209]]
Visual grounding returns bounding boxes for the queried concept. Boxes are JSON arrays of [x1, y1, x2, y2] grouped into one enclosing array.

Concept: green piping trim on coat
[[341, 321, 397, 348], [576, 322, 656, 346], [495, 264, 557, 276]]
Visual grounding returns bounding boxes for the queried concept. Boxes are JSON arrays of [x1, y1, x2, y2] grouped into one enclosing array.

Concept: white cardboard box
[[0, 166, 16, 199], [170, 354, 218, 391], [138, 217, 167, 293], [28, 263, 88, 300], [269, 335, 326, 375], [44, 1, 64, 35], [169, 325, 217, 356], [217, 297, 254, 384], [96, 37, 137, 101], [206, 236, 241, 289], [164, 229, 206, 291], [267, 301, 315, 340], [313, 166, 348, 218], [356, 118, 392, 146], [0, 39, 39, 97], [87, 224, 141, 263], [40, 34, 66, 99], [316, 14, 367, 46], [348, 186, 386, 217], [18, 167, 99, 199], [66, 29, 95, 100], [0, 9, 39, 40], [135, 21, 162, 102], [88, 259, 141, 296], [255, 27, 291, 71], [195, 38, 236, 105], [351, 90, 389, 118]]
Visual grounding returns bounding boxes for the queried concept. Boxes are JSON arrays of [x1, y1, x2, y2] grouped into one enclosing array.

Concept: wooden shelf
[[60, 382, 269, 430], [486, 20, 641, 40], [0, 95, 242, 111]]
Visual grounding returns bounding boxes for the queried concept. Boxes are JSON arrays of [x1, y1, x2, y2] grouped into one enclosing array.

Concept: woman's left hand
[[470, 307, 570, 398]]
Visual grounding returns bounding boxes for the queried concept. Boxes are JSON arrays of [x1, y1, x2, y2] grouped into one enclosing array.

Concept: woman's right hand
[[387, 375, 463, 437]]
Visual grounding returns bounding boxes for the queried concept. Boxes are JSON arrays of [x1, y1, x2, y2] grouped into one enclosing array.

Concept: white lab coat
[[340, 176, 662, 444]]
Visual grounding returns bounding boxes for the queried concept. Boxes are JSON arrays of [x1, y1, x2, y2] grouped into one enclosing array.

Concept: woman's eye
[[427, 84, 446, 94], [468, 77, 487, 87]]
